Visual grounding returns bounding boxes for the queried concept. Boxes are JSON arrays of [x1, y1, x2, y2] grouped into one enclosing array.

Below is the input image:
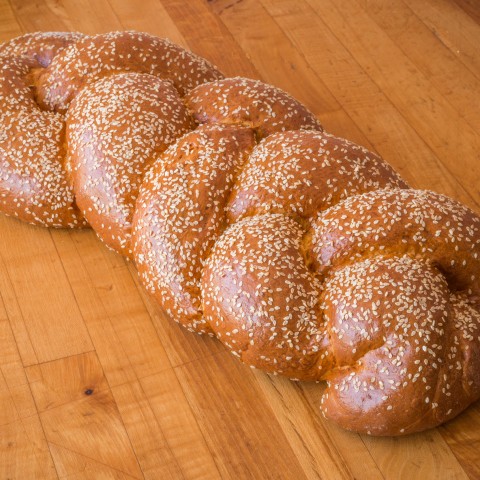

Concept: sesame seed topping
[[1, 31, 479, 437]]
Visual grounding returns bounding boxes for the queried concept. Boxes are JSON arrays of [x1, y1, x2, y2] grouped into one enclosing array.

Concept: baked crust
[[1, 31, 479, 436]]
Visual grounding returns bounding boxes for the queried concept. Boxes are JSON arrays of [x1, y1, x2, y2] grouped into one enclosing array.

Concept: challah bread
[[66, 73, 193, 256], [0, 53, 85, 226], [35, 31, 224, 113], [225, 130, 409, 222], [133, 124, 256, 333], [185, 77, 323, 138], [0, 31, 84, 66], [1, 31, 479, 437], [0, 33, 87, 226], [313, 189, 480, 434], [201, 188, 480, 435], [0, 31, 221, 229], [133, 128, 406, 335]]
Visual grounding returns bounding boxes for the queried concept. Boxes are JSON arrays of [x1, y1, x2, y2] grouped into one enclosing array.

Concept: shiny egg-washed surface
[[0, 31, 479, 436]]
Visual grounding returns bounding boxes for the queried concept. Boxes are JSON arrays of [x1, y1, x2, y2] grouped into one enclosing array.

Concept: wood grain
[[0, 0, 479, 478]]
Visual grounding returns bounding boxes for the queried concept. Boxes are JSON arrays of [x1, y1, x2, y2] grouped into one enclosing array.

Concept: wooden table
[[1, 0, 479, 479]]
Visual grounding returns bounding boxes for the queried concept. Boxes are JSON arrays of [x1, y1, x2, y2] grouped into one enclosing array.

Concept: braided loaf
[[0, 31, 479, 436]]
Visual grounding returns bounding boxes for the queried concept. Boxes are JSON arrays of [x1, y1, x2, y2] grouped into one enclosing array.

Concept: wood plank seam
[[50, 237, 152, 476], [259, 0, 480, 211], [47, 440, 142, 479], [130, 380, 189, 479], [47, 229, 98, 354], [401, 0, 480, 81], [267, 379, 357, 479], [0, 299, 59, 477], [66, 230, 164, 379], [357, 0, 480, 133], [0, 0, 478, 478], [297, 382, 387, 479], [0, 254, 40, 366]]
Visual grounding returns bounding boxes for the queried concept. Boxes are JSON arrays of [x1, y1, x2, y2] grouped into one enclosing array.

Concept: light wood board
[[0, 0, 479, 478]]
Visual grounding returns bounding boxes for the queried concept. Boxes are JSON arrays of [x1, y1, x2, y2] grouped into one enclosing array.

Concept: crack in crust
[[1, 31, 479, 437]]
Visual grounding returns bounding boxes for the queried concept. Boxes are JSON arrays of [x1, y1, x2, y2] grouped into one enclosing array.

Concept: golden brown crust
[[186, 77, 323, 139], [67, 73, 193, 256], [0, 31, 84, 66], [202, 214, 332, 379], [311, 189, 480, 434], [320, 256, 476, 436], [0, 55, 85, 227], [200, 189, 480, 435], [0, 31, 221, 231], [37, 31, 224, 113], [310, 189, 480, 291], [133, 125, 256, 332], [1, 31, 479, 437], [227, 130, 408, 222]]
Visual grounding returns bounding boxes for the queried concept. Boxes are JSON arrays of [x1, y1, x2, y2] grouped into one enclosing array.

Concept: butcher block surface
[[0, 0, 479, 478]]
